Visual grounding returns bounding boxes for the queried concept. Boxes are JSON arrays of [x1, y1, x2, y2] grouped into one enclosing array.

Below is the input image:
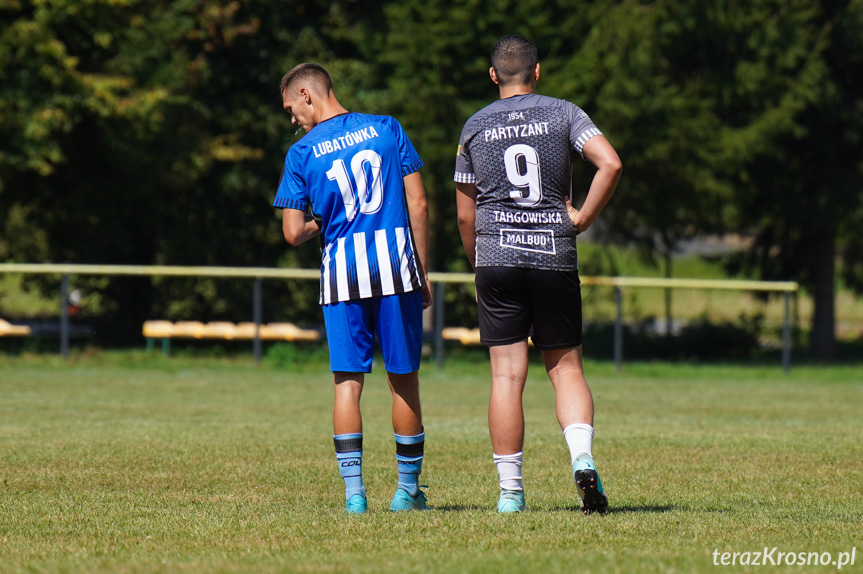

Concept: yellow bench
[[143, 320, 320, 354], [0, 319, 32, 337], [441, 327, 482, 345]]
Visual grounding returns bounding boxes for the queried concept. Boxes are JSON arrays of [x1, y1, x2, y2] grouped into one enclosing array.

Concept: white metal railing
[[0, 263, 798, 371]]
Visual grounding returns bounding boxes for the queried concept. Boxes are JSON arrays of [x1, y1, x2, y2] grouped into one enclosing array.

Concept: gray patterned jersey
[[454, 94, 601, 270]]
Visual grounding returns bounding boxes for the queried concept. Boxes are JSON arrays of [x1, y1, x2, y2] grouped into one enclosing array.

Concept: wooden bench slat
[[0, 319, 32, 337], [142, 321, 320, 342]]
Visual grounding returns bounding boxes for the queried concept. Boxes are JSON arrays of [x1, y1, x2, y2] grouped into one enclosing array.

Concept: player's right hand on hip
[[421, 282, 432, 310]]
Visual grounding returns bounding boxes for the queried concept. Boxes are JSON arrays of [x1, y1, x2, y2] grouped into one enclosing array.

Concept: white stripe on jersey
[[321, 243, 333, 305], [454, 172, 476, 184], [376, 229, 395, 296], [395, 227, 413, 292], [353, 232, 372, 299], [335, 237, 349, 302], [575, 128, 602, 153]]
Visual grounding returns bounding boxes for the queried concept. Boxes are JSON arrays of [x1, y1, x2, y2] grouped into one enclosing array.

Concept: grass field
[[1, 352, 861, 573]]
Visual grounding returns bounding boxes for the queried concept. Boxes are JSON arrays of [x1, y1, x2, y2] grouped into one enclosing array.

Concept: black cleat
[[573, 455, 609, 515]]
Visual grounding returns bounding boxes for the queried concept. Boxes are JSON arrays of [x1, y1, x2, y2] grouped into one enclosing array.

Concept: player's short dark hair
[[280, 63, 333, 97], [491, 35, 538, 86]]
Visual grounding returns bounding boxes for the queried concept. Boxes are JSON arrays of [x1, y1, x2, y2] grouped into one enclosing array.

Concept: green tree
[[701, 0, 862, 359], [544, 2, 733, 332], [546, 0, 861, 358], [0, 1, 341, 339], [3, 0, 860, 356]]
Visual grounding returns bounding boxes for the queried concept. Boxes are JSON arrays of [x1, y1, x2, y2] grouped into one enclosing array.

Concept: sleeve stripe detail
[[273, 197, 308, 210], [575, 128, 603, 154], [402, 157, 424, 176], [454, 172, 476, 183]]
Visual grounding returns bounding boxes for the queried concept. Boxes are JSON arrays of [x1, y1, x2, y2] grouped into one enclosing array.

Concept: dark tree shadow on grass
[[603, 504, 677, 514], [550, 504, 677, 514], [429, 504, 680, 513]]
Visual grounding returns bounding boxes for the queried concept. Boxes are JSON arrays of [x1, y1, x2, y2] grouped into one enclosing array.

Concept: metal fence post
[[60, 274, 69, 359], [782, 291, 791, 374], [614, 286, 623, 372], [793, 290, 799, 348], [434, 281, 445, 368], [253, 277, 262, 365]]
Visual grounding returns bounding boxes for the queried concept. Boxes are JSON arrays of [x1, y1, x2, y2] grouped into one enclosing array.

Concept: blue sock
[[395, 431, 424, 497], [334, 433, 364, 501]]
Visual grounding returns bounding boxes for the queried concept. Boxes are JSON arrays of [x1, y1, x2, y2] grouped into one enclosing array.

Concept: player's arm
[[567, 135, 622, 234], [456, 182, 479, 269], [282, 208, 321, 246], [403, 171, 433, 309]]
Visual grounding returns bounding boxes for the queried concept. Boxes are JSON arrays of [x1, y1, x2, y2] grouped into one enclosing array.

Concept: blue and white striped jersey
[[275, 113, 425, 305]]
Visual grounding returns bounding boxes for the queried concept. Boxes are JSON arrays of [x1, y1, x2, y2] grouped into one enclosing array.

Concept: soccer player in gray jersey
[[454, 35, 622, 514]]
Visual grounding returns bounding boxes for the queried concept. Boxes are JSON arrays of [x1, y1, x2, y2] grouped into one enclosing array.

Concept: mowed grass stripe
[[1, 355, 861, 573]]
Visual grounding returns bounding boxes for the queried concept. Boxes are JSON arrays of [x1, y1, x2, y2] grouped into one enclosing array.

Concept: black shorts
[[475, 266, 583, 350]]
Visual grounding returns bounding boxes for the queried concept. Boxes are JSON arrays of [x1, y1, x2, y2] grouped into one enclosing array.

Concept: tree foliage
[[0, 0, 861, 357]]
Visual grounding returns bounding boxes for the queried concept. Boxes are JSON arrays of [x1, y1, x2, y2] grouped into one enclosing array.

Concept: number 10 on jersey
[[326, 149, 384, 221]]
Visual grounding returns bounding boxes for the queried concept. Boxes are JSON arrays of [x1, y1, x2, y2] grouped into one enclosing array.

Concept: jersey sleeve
[[565, 102, 603, 159], [453, 120, 476, 184], [389, 117, 424, 176], [273, 148, 308, 211]]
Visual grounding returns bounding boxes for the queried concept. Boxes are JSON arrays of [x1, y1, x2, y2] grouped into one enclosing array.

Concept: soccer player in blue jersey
[[455, 36, 622, 514], [274, 63, 432, 514]]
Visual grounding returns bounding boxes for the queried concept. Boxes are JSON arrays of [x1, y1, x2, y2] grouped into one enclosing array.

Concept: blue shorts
[[322, 290, 423, 374]]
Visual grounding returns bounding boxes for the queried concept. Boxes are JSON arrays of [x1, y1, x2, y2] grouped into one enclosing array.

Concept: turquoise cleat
[[573, 454, 608, 515], [497, 489, 526, 513], [389, 487, 429, 511], [345, 493, 368, 514]]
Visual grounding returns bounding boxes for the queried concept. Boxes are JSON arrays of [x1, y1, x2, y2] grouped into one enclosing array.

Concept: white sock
[[493, 451, 523, 491], [563, 423, 594, 464]]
